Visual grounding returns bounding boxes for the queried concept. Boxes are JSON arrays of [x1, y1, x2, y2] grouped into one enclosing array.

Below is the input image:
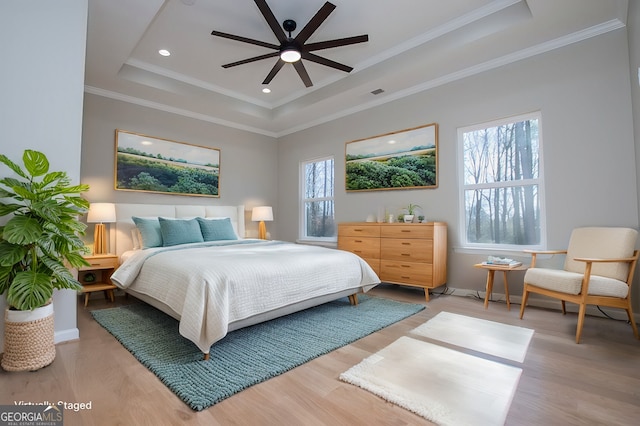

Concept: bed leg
[[348, 294, 359, 305], [203, 353, 210, 361]]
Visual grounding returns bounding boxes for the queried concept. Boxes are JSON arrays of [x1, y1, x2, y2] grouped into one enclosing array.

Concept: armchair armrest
[[524, 249, 567, 268], [523, 249, 567, 255], [574, 256, 637, 264]]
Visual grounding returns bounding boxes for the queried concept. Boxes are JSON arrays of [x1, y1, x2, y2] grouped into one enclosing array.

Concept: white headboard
[[113, 203, 245, 256]]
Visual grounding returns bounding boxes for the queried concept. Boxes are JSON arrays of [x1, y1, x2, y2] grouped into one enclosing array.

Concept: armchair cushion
[[524, 268, 630, 298], [564, 227, 637, 281]]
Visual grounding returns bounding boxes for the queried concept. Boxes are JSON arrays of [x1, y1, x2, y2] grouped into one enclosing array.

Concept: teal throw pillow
[[159, 217, 204, 247], [197, 217, 238, 241], [132, 216, 163, 249]]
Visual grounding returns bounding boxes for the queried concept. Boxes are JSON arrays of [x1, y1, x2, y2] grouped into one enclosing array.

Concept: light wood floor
[[2, 284, 640, 426]]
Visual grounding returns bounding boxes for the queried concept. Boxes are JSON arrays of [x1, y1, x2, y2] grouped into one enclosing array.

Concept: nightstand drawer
[[80, 255, 118, 270]]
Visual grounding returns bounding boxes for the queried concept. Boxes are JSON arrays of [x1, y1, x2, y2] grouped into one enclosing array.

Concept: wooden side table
[[473, 263, 527, 310], [79, 254, 119, 307]]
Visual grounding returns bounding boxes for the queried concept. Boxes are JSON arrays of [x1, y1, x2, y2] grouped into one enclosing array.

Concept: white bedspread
[[111, 240, 380, 353]]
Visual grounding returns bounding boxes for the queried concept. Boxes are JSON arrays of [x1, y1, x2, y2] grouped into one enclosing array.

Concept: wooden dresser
[[338, 222, 447, 301]]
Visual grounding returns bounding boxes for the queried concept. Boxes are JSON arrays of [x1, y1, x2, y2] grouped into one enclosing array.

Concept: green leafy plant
[[404, 204, 421, 215], [0, 150, 90, 311]]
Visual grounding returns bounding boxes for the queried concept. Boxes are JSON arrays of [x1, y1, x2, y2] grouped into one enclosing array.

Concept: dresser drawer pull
[[355, 240, 363, 243], [354, 229, 364, 232], [402, 242, 411, 245], [401, 276, 411, 279], [401, 230, 411, 233], [401, 264, 411, 267], [401, 253, 411, 257], [354, 250, 362, 253]]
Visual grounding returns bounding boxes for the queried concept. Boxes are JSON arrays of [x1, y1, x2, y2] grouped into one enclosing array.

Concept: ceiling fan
[[211, 0, 368, 88]]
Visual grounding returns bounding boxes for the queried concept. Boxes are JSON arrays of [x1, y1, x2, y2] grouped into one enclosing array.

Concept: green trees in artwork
[[116, 153, 218, 195], [345, 154, 436, 190]]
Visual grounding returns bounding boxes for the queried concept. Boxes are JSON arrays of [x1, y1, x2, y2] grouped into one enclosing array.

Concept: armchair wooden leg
[[576, 303, 587, 343], [561, 300, 567, 315], [519, 287, 529, 319], [626, 307, 639, 339]]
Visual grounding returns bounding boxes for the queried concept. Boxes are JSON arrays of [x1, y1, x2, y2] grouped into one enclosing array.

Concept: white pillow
[[131, 228, 142, 250]]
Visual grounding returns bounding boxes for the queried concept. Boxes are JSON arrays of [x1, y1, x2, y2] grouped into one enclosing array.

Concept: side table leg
[[502, 271, 511, 310], [484, 270, 495, 309]]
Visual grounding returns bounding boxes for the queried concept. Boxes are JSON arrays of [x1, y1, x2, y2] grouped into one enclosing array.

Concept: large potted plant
[[0, 150, 89, 371]]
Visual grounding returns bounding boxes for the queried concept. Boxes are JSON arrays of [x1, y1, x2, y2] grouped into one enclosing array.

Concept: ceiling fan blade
[[222, 52, 279, 68], [295, 2, 336, 44], [262, 59, 286, 84], [254, 0, 287, 42], [293, 61, 313, 87], [211, 30, 279, 50], [301, 52, 353, 73], [305, 35, 369, 52]]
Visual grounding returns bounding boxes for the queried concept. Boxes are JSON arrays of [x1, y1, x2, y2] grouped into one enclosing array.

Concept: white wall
[[0, 0, 88, 352], [278, 29, 640, 309], [81, 94, 279, 239]]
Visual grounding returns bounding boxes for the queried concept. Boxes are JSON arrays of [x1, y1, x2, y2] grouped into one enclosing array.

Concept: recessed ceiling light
[[262, 88, 271, 94], [158, 49, 171, 57]]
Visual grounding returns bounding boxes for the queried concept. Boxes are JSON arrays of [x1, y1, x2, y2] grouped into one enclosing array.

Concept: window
[[459, 112, 545, 249], [301, 157, 335, 240]]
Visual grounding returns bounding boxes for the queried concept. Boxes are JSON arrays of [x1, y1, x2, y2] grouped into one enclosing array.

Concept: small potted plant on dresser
[[0, 150, 90, 371], [403, 204, 421, 223]]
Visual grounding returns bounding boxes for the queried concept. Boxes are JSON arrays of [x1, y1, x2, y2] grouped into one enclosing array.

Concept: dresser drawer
[[381, 238, 432, 262], [338, 237, 380, 259], [380, 261, 433, 285], [338, 224, 381, 238], [381, 225, 432, 239], [362, 258, 380, 276]]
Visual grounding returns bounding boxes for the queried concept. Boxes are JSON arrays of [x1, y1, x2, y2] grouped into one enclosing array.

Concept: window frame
[[299, 155, 336, 243], [458, 111, 546, 251]]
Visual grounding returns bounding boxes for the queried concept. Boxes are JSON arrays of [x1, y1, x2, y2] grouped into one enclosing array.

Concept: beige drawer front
[[381, 225, 432, 239], [80, 256, 118, 270], [338, 237, 380, 259], [338, 224, 381, 238], [381, 238, 432, 262], [380, 261, 433, 286]]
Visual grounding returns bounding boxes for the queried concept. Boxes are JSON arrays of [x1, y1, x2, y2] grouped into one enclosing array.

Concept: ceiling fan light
[[280, 48, 301, 63]]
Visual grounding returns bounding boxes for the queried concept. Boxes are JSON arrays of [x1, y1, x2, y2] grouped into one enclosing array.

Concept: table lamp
[[87, 202, 116, 254], [251, 206, 273, 240]]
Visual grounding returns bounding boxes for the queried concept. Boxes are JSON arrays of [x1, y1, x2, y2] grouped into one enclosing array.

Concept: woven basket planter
[[1, 303, 55, 372]]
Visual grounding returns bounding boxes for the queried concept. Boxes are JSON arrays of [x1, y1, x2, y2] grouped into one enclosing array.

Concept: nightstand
[[79, 254, 119, 307]]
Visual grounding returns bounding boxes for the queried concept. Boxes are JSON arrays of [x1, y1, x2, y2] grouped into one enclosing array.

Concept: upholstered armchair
[[519, 227, 639, 343]]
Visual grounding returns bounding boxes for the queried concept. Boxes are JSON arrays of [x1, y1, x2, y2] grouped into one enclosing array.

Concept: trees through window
[[460, 112, 544, 248], [301, 157, 335, 240]]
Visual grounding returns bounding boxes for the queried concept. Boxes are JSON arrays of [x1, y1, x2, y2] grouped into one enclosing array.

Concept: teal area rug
[[91, 295, 424, 411]]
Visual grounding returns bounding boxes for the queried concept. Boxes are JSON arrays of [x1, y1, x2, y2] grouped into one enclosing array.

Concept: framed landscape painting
[[115, 129, 220, 197], [345, 123, 438, 192]]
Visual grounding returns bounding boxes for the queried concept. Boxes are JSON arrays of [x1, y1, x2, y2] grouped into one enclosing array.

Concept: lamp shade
[[251, 206, 273, 222], [87, 203, 116, 223]]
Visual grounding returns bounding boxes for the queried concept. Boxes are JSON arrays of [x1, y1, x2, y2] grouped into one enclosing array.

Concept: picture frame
[[114, 129, 220, 197], [345, 123, 438, 192]]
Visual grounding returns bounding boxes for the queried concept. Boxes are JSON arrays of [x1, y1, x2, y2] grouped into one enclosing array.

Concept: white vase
[[404, 214, 414, 223], [2, 303, 56, 372]]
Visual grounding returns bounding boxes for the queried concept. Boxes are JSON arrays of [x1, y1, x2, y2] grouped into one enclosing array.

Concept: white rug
[[410, 312, 534, 363], [340, 336, 522, 426]]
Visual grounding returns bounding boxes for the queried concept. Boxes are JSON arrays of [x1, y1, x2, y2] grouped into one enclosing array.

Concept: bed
[[109, 203, 380, 359]]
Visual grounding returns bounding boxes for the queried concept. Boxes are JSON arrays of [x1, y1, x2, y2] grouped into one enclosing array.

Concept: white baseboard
[[55, 327, 79, 344], [443, 287, 639, 322]]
